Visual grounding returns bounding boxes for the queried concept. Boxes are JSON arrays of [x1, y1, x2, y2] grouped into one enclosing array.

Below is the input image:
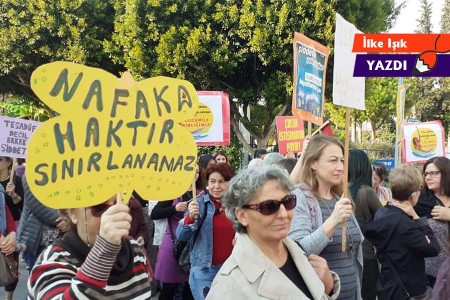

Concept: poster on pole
[[292, 33, 329, 126], [276, 116, 305, 155], [402, 121, 446, 164], [333, 13, 365, 110], [180, 91, 230, 146], [26, 61, 199, 208], [0, 116, 42, 158]]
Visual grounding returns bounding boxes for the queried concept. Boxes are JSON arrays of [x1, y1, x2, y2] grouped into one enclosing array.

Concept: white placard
[[0, 116, 42, 158], [333, 13, 365, 110]]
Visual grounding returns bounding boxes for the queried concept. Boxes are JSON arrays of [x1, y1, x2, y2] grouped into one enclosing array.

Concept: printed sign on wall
[[180, 91, 230, 146], [0, 116, 42, 158], [276, 116, 305, 155], [292, 33, 329, 126], [26, 61, 199, 208], [402, 121, 446, 164]]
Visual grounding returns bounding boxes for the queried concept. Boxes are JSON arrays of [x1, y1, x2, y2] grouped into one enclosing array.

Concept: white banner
[[333, 13, 365, 110]]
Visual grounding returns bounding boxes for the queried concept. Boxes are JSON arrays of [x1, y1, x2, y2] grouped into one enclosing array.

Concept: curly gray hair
[[222, 166, 293, 233]]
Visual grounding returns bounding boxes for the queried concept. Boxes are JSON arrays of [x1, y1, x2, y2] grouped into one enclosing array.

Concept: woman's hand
[[392, 200, 419, 219], [56, 217, 68, 232], [308, 255, 333, 295], [188, 200, 199, 221], [99, 204, 132, 246], [136, 236, 145, 247], [5, 182, 15, 195], [330, 197, 353, 225], [175, 201, 188, 212], [0, 233, 16, 255], [431, 206, 450, 221]]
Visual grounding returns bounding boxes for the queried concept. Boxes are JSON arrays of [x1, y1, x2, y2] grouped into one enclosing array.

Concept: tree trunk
[[351, 118, 356, 142], [370, 120, 377, 141], [357, 122, 363, 144]]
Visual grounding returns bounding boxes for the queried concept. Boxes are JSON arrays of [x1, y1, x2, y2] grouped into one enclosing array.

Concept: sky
[[389, 0, 445, 33]]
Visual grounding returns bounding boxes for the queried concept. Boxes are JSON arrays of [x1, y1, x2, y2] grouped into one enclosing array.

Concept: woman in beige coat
[[207, 166, 340, 300]]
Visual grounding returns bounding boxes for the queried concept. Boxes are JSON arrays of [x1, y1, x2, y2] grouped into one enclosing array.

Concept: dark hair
[[195, 162, 206, 190], [213, 150, 228, 163], [422, 156, 450, 197], [372, 162, 388, 181], [276, 158, 297, 175], [205, 163, 234, 182], [254, 149, 267, 159], [348, 149, 372, 199], [198, 154, 216, 169]]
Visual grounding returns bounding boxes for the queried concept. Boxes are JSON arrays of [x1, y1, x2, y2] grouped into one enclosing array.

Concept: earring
[[312, 169, 317, 175], [84, 208, 91, 248]]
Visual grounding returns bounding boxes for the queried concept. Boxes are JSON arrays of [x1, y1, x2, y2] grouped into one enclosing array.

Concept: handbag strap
[[379, 252, 410, 298]]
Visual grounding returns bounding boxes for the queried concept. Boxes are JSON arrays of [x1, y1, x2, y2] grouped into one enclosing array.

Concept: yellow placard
[[26, 61, 199, 208]]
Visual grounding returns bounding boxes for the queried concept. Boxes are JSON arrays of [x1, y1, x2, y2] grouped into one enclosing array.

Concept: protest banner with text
[[402, 120, 446, 164], [276, 116, 305, 155], [292, 33, 329, 126], [180, 91, 230, 146], [26, 61, 199, 208], [0, 116, 41, 158]]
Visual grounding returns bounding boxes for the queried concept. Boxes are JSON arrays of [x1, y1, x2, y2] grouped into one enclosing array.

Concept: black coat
[[362, 203, 440, 299], [17, 175, 60, 256]]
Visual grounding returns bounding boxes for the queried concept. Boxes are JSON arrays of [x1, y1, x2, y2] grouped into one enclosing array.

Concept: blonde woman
[[289, 135, 363, 300]]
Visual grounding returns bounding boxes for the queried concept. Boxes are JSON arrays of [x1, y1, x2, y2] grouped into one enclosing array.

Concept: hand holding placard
[[188, 178, 199, 220]]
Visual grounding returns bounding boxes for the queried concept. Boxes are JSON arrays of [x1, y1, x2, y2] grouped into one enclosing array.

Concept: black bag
[[0, 252, 18, 286], [168, 199, 208, 274]]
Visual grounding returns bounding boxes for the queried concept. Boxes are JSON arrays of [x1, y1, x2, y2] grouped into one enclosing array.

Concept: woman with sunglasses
[[152, 163, 204, 300], [414, 156, 450, 287], [363, 165, 440, 299], [177, 163, 235, 300], [206, 166, 340, 299], [28, 195, 152, 299], [289, 135, 363, 300]]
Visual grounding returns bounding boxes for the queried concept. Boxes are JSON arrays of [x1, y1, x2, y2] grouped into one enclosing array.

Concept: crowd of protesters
[[1, 134, 449, 300]]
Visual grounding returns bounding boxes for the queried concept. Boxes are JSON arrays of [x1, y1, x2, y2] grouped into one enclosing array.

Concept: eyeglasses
[[423, 171, 441, 178], [89, 203, 113, 217], [242, 194, 296, 215]]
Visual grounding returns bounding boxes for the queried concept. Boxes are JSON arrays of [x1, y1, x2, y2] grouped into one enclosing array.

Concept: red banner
[[276, 116, 305, 155]]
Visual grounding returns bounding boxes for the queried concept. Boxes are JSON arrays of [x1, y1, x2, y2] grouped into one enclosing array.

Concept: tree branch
[[229, 101, 260, 138], [230, 113, 254, 156], [262, 103, 288, 136]]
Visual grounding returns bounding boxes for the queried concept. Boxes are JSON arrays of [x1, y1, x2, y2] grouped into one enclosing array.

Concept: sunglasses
[[89, 201, 131, 217], [242, 194, 296, 215], [89, 203, 113, 217]]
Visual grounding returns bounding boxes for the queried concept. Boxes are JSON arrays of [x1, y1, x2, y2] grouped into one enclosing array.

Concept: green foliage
[[0, 95, 51, 121], [415, 0, 433, 33], [0, 0, 401, 153], [197, 132, 242, 172], [326, 77, 397, 140]]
